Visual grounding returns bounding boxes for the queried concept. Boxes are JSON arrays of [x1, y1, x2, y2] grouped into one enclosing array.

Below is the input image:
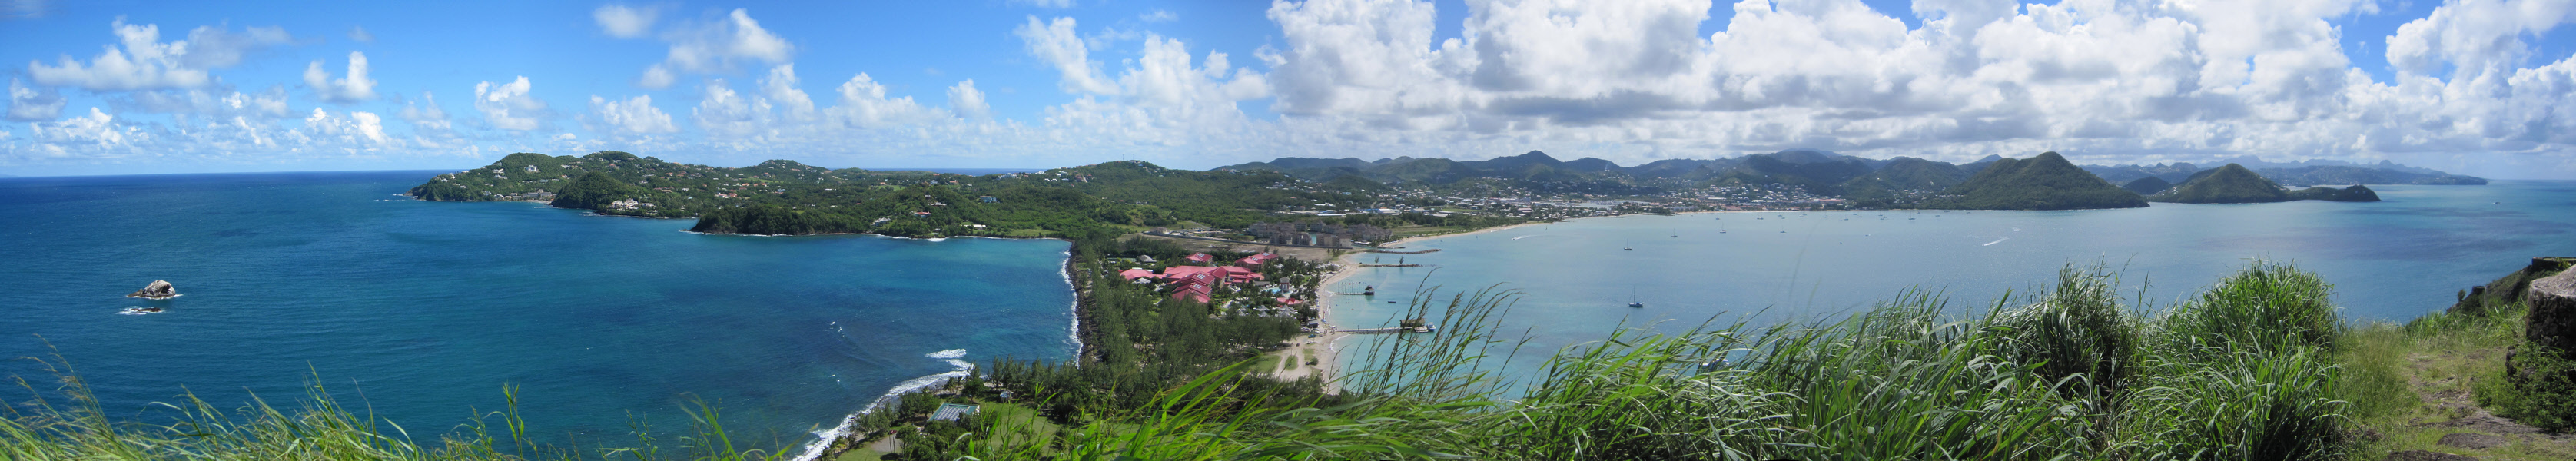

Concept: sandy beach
[[1289, 219, 1572, 388]]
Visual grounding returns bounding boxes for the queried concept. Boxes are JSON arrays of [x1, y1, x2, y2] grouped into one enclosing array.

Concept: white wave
[[1983, 237, 2009, 246], [925, 237, 948, 242], [1512, 234, 1551, 240], [792, 349, 974, 461]]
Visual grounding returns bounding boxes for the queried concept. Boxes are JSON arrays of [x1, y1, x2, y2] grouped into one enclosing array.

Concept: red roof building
[[1117, 268, 1157, 280], [1237, 253, 1276, 267], [1185, 253, 1213, 264]]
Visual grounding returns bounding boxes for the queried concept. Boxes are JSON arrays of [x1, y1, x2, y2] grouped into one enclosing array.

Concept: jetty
[[1366, 248, 1442, 254], [1358, 264, 1423, 267]]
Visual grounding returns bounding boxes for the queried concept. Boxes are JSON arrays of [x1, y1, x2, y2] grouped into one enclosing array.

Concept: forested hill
[[410, 153, 1374, 239], [2148, 164, 2383, 204], [1919, 151, 2148, 210]]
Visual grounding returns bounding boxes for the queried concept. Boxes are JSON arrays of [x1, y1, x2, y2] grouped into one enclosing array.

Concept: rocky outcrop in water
[[126, 280, 177, 300]]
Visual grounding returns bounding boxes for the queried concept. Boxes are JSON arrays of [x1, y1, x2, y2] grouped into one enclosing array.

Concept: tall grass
[[10, 260, 2385, 460], [0, 357, 785, 461]]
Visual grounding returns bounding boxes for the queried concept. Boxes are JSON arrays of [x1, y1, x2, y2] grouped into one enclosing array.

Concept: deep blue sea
[[0, 171, 1074, 451], [1329, 181, 2576, 379]]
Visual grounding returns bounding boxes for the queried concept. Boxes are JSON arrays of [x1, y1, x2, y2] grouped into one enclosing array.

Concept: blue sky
[[3, 0, 2573, 178]]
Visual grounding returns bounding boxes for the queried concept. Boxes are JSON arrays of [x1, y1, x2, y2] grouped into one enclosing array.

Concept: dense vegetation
[[2151, 164, 2292, 203], [2288, 184, 2382, 202], [414, 154, 1385, 238], [2120, 176, 2173, 195], [2150, 164, 2384, 204], [1920, 151, 2149, 210]]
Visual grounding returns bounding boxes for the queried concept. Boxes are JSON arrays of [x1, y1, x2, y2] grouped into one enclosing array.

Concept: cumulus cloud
[[592, 94, 679, 134], [1016, 16, 1118, 95], [348, 25, 374, 42], [948, 79, 991, 119], [25, 19, 291, 92], [761, 64, 818, 121], [1227, 0, 2576, 172], [399, 91, 453, 132], [594, 4, 660, 38], [2387, 0, 2576, 78], [1141, 9, 1177, 22], [829, 73, 938, 128], [8, 78, 66, 122], [28, 108, 128, 147], [636, 8, 792, 88], [300, 108, 391, 145], [473, 76, 548, 131], [1013, 0, 1076, 8], [692, 79, 767, 135], [303, 51, 377, 103]]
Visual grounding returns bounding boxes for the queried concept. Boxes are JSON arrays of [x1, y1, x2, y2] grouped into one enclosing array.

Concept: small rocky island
[[126, 280, 177, 300]]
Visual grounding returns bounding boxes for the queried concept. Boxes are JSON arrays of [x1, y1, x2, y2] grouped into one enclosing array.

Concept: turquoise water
[[0, 171, 1074, 449], [1329, 181, 2576, 376]]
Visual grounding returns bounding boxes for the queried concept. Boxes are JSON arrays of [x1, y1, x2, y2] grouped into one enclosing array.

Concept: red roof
[[1185, 253, 1213, 263], [1117, 268, 1157, 280], [1277, 297, 1303, 305]]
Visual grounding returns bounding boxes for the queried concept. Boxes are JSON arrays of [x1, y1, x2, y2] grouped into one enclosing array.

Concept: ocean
[[0, 171, 1076, 450], [1327, 181, 2576, 380]]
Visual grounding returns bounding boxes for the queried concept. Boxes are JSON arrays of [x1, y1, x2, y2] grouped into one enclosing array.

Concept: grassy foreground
[[7, 261, 2566, 460]]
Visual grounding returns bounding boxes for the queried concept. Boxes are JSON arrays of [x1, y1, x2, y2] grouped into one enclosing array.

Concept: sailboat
[[1628, 287, 1644, 308]]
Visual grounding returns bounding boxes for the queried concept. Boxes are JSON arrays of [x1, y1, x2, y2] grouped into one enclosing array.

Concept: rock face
[[2528, 265, 2576, 355], [2435, 433, 2508, 449], [126, 280, 177, 299]]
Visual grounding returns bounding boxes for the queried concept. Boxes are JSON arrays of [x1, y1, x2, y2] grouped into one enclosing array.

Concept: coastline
[[1304, 218, 1568, 387]]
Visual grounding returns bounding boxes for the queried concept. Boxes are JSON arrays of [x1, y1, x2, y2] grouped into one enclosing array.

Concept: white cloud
[[1220, 0, 2576, 172], [1013, 0, 1076, 8], [1015, 16, 1119, 95], [2387, 0, 2576, 78], [592, 94, 679, 134], [594, 4, 660, 38], [399, 91, 453, 132], [473, 76, 548, 131], [692, 79, 768, 135], [8, 78, 66, 122], [348, 25, 374, 43], [112, 87, 293, 120], [25, 19, 292, 92], [761, 64, 818, 121], [638, 8, 792, 87], [829, 72, 938, 128], [300, 108, 392, 145], [948, 79, 991, 119], [28, 108, 128, 147], [303, 51, 378, 103], [1141, 9, 1177, 22]]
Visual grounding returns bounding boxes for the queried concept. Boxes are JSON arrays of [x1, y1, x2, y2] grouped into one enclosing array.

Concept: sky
[[2, 0, 2574, 178]]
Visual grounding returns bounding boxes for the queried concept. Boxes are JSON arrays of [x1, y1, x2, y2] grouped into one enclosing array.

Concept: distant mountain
[[1923, 151, 2147, 211], [2152, 164, 2290, 204], [2253, 165, 2485, 186], [1841, 157, 1974, 207], [2121, 177, 2173, 195], [1216, 150, 2454, 208], [2085, 157, 2480, 186], [2083, 163, 2202, 184]]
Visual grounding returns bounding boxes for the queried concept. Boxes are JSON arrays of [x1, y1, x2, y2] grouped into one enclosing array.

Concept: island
[[2149, 164, 2382, 204]]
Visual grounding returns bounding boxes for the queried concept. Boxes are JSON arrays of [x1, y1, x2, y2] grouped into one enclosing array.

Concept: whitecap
[[792, 349, 975, 461]]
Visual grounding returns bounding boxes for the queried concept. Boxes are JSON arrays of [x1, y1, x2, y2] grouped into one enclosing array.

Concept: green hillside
[[2151, 164, 2289, 204], [1922, 151, 2147, 210]]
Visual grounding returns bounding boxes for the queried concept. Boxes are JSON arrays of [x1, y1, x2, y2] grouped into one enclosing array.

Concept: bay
[[1327, 181, 2576, 380], [0, 171, 1075, 446]]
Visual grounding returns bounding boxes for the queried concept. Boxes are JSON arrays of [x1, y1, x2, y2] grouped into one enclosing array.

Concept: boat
[[1628, 287, 1644, 308], [1623, 247, 1632, 250]]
